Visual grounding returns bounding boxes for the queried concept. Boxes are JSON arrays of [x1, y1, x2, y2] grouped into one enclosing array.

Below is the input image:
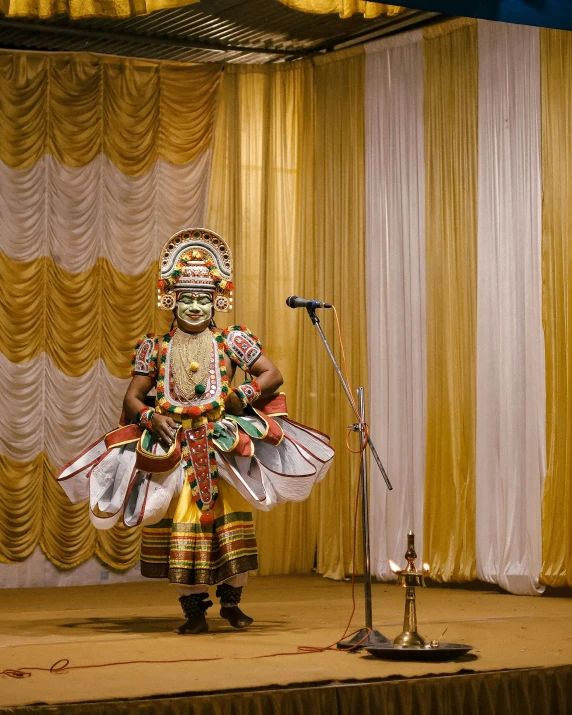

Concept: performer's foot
[[175, 614, 209, 635], [219, 605, 254, 629], [176, 592, 212, 635]]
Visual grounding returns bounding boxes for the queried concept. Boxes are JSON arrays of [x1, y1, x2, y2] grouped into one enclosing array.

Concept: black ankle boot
[[175, 592, 213, 635], [216, 583, 253, 629]]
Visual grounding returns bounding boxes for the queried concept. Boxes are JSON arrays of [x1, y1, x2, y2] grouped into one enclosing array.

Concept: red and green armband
[[136, 406, 155, 431], [232, 380, 262, 408]]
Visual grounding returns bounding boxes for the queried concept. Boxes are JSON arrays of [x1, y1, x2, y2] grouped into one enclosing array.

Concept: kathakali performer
[[57, 228, 334, 635]]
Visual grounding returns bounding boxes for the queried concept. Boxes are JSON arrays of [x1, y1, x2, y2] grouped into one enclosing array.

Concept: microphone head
[[286, 295, 298, 308]]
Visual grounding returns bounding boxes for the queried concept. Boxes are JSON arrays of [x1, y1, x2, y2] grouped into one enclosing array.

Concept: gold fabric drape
[[300, 48, 367, 580], [207, 48, 366, 578], [207, 63, 317, 575], [0, 255, 171, 377], [0, 454, 141, 569], [276, 0, 403, 19], [0, 0, 198, 20], [422, 19, 478, 582], [0, 454, 44, 563], [540, 29, 572, 587], [0, 52, 220, 174]]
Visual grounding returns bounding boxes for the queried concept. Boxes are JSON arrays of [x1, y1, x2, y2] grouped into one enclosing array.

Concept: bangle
[[232, 380, 261, 408], [138, 407, 155, 431]]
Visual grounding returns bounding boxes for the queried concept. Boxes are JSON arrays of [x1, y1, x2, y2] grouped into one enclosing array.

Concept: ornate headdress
[[157, 228, 234, 313]]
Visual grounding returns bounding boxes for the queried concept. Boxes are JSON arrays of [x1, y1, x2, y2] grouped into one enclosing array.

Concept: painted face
[[176, 292, 213, 330]]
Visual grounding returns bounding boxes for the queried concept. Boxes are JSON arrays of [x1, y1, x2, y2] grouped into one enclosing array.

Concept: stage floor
[[1, 574, 571, 711]]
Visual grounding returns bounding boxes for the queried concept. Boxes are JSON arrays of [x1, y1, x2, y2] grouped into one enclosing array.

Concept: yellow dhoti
[[140, 479, 257, 586]]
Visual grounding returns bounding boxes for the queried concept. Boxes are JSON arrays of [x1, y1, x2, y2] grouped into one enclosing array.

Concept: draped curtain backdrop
[[422, 19, 479, 583], [207, 48, 368, 580], [541, 28, 572, 587], [364, 31, 427, 581], [363, 18, 570, 593], [476, 21, 545, 596], [0, 52, 221, 578], [5, 19, 572, 592]]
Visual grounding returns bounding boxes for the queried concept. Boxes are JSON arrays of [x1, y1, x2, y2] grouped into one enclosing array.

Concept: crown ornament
[[157, 228, 234, 313]]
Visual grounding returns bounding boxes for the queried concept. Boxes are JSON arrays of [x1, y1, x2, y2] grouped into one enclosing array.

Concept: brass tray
[[365, 642, 474, 662]]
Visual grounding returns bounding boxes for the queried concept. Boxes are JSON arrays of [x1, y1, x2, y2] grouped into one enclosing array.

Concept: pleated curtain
[[5, 19, 572, 592], [363, 18, 562, 594], [0, 52, 221, 576], [206, 63, 319, 576], [541, 29, 572, 587], [207, 50, 368, 579], [364, 31, 427, 580], [421, 18, 479, 583], [476, 21, 545, 595]]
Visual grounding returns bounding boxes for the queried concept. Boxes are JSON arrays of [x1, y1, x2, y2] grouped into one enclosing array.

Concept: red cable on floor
[[2, 305, 372, 680]]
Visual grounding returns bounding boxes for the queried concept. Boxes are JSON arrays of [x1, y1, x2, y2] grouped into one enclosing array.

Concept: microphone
[[286, 295, 332, 310]]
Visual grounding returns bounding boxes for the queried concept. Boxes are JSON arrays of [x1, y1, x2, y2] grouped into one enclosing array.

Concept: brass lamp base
[[393, 629, 426, 647], [337, 628, 391, 650]]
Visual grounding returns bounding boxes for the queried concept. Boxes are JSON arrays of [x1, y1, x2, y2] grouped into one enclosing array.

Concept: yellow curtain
[[207, 48, 366, 578], [0, 255, 171, 377], [299, 48, 367, 580], [276, 0, 403, 19], [0, 454, 44, 563], [0, 52, 220, 174], [0, 454, 141, 569], [540, 29, 572, 587], [0, 0, 198, 19], [422, 18, 478, 582], [207, 62, 319, 575]]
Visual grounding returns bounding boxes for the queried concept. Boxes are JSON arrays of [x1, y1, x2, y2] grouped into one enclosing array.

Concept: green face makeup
[[176, 292, 213, 327]]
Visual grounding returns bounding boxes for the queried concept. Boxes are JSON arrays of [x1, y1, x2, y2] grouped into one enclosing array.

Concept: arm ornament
[[232, 380, 262, 409], [136, 407, 155, 431], [131, 334, 158, 377], [222, 326, 263, 371]]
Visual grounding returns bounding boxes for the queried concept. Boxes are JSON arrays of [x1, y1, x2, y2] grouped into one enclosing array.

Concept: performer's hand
[[225, 391, 244, 416], [152, 413, 178, 446]]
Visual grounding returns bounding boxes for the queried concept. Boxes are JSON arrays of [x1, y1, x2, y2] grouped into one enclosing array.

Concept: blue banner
[[378, 1, 572, 31]]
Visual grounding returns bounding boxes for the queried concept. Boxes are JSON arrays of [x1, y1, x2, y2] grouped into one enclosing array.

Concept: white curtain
[[476, 21, 545, 595], [0, 152, 211, 273], [0, 352, 128, 468], [0, 548, 144, 588], [365, 31, 427, 579]]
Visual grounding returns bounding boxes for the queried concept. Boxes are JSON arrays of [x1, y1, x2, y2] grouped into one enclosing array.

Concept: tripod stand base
[[337, 628, 391, 650]]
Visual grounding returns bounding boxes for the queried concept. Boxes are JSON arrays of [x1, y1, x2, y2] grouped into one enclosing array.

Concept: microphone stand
[[305, 306, 392, 649]]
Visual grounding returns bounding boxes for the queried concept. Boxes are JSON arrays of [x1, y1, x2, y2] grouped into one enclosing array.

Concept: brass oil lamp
[[390, 531, 429, 648]]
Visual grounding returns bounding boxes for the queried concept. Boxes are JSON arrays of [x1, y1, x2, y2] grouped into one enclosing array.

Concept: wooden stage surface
[[1, 574, 571, 714]]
